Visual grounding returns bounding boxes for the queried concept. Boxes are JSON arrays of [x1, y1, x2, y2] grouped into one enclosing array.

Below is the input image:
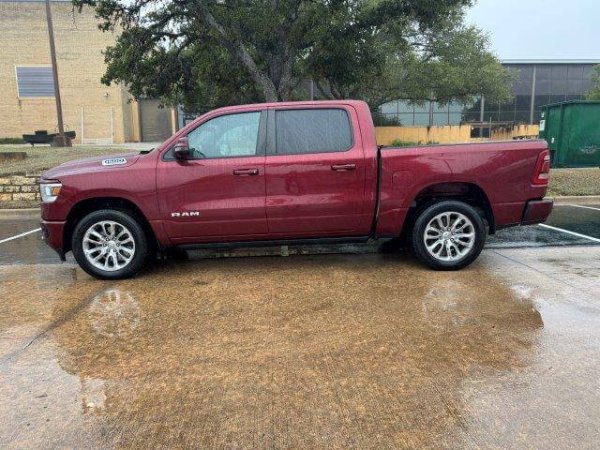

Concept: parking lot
[[1, 202, 599, 449]]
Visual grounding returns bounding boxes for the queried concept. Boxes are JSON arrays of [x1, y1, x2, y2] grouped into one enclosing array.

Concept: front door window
[[186, 112, 261, 159]]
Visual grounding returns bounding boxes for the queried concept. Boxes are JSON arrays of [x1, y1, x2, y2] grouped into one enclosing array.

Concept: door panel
[[139, 99, 172, 142], [265, 107, 369, 237], [157, 111, 267, 241]]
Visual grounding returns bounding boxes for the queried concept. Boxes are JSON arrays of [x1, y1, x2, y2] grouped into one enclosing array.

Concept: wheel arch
[[63, 197, 157, 254], [400, 182, 495, 240]]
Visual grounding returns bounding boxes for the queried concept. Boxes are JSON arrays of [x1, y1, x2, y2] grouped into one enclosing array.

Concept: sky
[[466, 0, 600, 60]]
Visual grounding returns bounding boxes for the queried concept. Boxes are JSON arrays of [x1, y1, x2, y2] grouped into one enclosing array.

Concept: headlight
[[40, 183, 62, 203]]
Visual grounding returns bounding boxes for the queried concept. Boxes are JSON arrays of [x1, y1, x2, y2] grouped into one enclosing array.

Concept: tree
[[100, 25, 262, 111], [310, 14, 513, 110], [75, 0, 510, 111], [586, 65, 600, 100]]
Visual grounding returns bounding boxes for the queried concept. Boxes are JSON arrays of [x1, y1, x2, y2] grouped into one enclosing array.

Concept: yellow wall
[[375, 125, 540, 146], [0, 1, 134, 143], [490, 124, 540, 141]]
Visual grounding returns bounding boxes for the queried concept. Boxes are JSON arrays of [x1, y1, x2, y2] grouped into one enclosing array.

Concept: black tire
[[410, 200, 486, 270], [72, 209, 150, 280]]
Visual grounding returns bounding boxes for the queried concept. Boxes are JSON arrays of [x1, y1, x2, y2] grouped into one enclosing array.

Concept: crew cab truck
[[40, 100, 553, 279]]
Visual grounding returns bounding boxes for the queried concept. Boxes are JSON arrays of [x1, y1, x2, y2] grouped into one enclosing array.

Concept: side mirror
[[173, 137, 192, 160]]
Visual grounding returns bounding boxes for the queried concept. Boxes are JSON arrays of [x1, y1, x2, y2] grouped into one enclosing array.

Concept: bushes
[[371, 111, 401, 126], [0, 138, 25, 144], [389, 139, 439, 147]]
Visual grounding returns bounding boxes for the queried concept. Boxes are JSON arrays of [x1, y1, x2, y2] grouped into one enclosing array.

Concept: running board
[[176, 236, 372, 251]]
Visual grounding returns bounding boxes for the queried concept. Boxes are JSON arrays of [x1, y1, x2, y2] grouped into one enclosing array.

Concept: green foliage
[[586, 65, 600, 100], [310, 10, 513, 109], [0, 137, 25, 144], [102, 27, 261, 111], [74, 0, 511, 113], [389, 139, 438, 147], [372, 111, 401, 126]]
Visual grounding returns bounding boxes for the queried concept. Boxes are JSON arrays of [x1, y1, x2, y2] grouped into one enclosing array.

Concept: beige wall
[[0, 1, 134, 143], [490, 124, 540, 141], [375, 125, 541, 146]]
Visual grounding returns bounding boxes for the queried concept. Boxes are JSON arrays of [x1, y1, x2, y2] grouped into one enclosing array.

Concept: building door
[[139, 99, 172, 143]]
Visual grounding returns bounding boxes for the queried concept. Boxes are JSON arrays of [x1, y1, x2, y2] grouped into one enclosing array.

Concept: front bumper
[[40, 219, 66, 261], [521, 198, 554, 225]]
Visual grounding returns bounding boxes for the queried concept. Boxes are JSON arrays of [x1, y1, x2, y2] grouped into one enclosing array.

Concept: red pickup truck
[[40, 100, 552, 279]]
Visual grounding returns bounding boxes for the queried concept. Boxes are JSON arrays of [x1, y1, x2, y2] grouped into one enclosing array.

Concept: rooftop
[[502, 59, 600, 65]]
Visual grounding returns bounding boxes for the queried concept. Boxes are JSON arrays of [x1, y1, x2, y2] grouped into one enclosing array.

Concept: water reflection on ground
[[0, 248, 599, 449]]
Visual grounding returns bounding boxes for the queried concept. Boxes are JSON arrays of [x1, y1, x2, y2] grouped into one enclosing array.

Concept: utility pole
[[428, 99, 434, 127], [529, 64, 537, 125], [45, 0, 70, 147], [479, 94, 485, 122]]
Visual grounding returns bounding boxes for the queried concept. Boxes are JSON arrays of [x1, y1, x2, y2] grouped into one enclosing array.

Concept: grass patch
[[0, 145, 131, 175], [547, 167, 600, 197]]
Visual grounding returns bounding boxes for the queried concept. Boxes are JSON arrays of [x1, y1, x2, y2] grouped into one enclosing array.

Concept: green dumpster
[[539, 100, 600, 168]]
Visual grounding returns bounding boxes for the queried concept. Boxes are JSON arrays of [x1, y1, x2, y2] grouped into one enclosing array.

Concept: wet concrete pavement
[[1, 204, 599, 449], [1, 249, 599, 449]]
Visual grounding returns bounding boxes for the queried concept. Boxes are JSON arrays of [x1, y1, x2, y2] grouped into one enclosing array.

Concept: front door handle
[[233, 168, 259, 176], [331, 163, 356, 171]]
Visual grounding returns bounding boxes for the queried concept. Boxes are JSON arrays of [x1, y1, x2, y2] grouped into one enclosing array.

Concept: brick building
[[0, 0, 175, 143]]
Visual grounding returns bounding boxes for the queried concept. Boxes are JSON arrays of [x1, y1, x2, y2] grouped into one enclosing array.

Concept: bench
[[22, 130, 76, 146]]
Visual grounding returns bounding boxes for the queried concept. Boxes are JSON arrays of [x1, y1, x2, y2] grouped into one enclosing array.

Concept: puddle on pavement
[[488, 225, 593, 248], [0, 252, 599, 449]]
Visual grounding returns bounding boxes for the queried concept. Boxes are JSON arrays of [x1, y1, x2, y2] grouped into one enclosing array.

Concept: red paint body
[[40, 100, 552, 256]]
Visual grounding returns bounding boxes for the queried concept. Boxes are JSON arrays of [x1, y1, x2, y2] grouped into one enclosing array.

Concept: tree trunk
[[258, 76, 279, 102], [276, 53, 294, 101], [198, 4, 279, 102]]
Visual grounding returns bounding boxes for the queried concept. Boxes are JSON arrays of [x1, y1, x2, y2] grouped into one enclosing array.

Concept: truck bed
[[376, 140, 550, 236]]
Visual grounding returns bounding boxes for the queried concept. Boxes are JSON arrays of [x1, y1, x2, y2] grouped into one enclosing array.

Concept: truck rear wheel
[[410, 200, 486, 270], [72, 209, 150, 280]]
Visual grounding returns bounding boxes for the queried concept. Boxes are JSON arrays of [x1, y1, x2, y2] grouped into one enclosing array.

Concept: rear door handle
[[331, 164, 356, 171], [233, 168, 259, 176]]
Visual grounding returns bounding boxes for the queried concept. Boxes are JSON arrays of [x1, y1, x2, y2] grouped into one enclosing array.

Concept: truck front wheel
[[410, 200, 486, 270], [71, 209, 150, 280]]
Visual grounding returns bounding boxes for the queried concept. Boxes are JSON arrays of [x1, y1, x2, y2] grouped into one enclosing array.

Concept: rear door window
[[275, 109, 353, 155]]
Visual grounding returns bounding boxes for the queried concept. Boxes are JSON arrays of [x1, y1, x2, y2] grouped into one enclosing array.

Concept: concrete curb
[[0, 208, 40, 219], [551, 196, 600, 205]]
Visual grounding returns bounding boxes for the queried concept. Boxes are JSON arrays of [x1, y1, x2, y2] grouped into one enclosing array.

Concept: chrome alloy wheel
[[423, 212, 475, 262], [82, 221, 136, 272]]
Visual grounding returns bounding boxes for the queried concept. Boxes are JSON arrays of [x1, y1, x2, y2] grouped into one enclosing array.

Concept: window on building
[[275, 109, 353, 154], [15, 66, 55, 98]]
